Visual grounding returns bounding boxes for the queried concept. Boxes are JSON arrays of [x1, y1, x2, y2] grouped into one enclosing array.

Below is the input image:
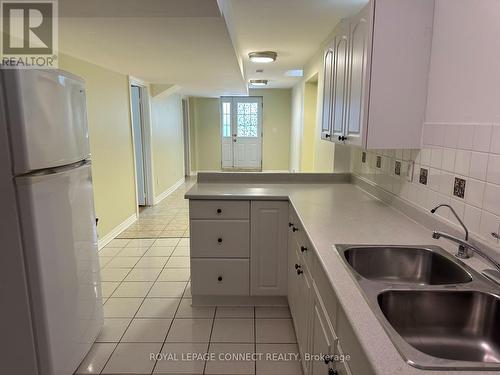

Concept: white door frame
[[220, 96, 263, 170], [128, 76, 154, 211], [182, 98, 191, 177]]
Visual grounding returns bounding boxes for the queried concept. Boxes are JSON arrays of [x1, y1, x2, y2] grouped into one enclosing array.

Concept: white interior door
[[220, 96, 262, 169]]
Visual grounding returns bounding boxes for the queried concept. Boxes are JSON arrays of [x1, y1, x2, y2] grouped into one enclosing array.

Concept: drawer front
[[191, 258, 249, 295], [191, 220, 249, 258], [190, 200, 249, 220]]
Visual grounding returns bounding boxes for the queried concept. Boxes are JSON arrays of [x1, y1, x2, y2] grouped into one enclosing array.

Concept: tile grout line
[[202, 306, 218, 375]]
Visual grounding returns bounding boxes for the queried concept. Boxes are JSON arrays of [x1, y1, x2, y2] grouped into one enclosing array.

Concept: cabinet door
[[345, 3, 372, 146], [310, 284, 337, 375], [332, 22, 349, 142], [288, 241, 312, 375], [321, 43, 335, 140], [250, 201, 288, 295], [311, 305, 334, 375]]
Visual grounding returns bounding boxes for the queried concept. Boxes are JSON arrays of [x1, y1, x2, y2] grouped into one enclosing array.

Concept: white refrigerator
[[0, 69, 103, 375]]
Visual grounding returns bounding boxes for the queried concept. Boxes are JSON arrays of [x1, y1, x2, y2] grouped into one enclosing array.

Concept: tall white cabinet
[[321, 0, 435, 149]]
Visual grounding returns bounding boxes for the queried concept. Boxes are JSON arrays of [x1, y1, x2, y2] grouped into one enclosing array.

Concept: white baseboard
[[98, 214, 137, 250], [153, 177, 185, 205]]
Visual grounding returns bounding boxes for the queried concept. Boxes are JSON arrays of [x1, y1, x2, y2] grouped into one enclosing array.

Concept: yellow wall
[[189, 89, 292, 171], [59, 54, 136, 238], [249, 89, 291, 171], [300, 81, 318, 171], [290, 49, 335, 172], [150, 91, 185, 197], [189, 97, 221, 171]]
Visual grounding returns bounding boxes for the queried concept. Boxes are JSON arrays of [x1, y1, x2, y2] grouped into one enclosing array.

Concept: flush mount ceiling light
[[248, 51, 277, 63], [249, 79, 268, 86]]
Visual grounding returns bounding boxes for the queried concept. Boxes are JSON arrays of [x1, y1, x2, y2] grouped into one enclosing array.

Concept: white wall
[[425, 0, 500, 123]]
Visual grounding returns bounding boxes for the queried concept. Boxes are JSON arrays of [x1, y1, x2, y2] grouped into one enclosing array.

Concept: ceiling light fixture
[[249, 79, 268, 86], [248, 51, 277, 63]]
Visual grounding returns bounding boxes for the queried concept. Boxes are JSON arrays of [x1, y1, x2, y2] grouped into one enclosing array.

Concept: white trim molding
[[98, 214, 137, 250], [153, 177, 185, 205]]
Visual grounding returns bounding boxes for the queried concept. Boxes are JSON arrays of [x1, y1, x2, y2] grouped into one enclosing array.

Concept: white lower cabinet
[[250, 201, 288, 295], [287, 204, 355, 375], [288, 238, 312, 375], [190, 200, 288, 298], [310, 290, 336, 375], [191, 258, 249, 295]]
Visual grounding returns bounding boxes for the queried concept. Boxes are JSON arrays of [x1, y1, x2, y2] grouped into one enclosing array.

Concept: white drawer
[[191, 258, 249, 295], [190, 220, 249, 258], [190, 200, 249, 220]]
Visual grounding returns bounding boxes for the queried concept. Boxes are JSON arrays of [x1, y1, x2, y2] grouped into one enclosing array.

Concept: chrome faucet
[[430, 204, 500, 275], [430, 204, 469, 258]]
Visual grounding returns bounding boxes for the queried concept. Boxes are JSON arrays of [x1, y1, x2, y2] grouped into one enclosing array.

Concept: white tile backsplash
[[473, 124, 492, 152], [469, 152, 488, 181], [486, 154, 500, 185], [350, 123, 500, 250]]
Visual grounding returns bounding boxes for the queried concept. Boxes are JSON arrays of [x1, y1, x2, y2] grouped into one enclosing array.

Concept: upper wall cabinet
[[320, 0, 435, 149]]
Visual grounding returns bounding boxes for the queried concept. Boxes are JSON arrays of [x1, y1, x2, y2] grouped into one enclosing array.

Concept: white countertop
[[185, 182, 498, 375]]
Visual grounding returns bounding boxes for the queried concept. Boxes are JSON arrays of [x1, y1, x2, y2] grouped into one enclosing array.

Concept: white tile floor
[[76, 181, 302, 375]]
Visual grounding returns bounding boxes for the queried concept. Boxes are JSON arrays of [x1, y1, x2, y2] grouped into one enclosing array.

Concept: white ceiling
[[58, 0, 368, 96], [59, 0, 247, 97], [221, 0, 368, 89]]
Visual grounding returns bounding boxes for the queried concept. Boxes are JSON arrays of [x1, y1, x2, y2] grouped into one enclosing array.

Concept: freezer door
[[15, 162, 103, 375], [3, 69, 90, 174]]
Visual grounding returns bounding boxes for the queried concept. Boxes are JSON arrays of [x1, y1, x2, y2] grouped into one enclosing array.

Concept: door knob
[[301, 246, 308, 253], [216, 208, 222, 214], [295, 264, 301, 270], [217, 238, 223, 243], [217, 276, 223, 282], [297, 269, 304, 275], [292, 227, 298, 232]]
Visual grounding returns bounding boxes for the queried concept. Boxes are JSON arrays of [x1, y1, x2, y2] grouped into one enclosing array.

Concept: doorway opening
[[129, 79, 153, 209], [220, 96, 263, 170], [301, 75, 318, 172]]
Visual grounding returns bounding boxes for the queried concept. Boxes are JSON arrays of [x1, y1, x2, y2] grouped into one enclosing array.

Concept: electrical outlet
[[419, 168, 428, 185], [453, 177, 466, 199], [394, 161, 401, 176], [406, 161, 414, 182]]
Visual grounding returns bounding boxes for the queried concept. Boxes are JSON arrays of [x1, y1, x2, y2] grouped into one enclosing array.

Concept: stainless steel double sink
[[336, 245, 500, 370]]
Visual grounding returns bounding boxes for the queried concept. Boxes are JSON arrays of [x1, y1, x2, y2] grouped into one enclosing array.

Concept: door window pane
[[236, 102, 259, 137], [222, 102, 231, 137]]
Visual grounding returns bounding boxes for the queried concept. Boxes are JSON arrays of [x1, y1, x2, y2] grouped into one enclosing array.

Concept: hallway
[[77, 180, 301, 375], [118, 179, 196, 239]]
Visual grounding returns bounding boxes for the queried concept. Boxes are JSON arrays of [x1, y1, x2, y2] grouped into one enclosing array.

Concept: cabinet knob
[[292, 227, 298, 232], [217, 238, 223, 243], [216, 208, 222, 214], [300, 246, 308, 253], [295, 263, 301, 270], [325, 134, 331, 138], [297, 269, 304, 275], [217, 276, 223, 282], [288, 222, 294, 227], [338, 135, 342, 141]]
